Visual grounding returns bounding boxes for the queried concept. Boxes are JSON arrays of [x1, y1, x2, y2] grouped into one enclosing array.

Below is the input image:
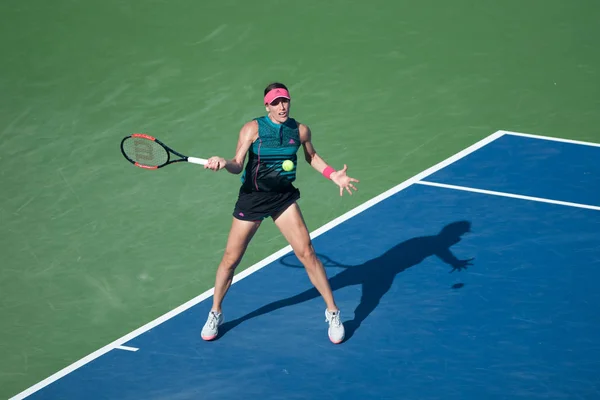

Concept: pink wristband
[[322, 166, 336, 179]]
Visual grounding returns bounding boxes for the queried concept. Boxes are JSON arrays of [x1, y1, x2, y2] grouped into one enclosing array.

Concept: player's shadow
[[218, 221, 474, 341]]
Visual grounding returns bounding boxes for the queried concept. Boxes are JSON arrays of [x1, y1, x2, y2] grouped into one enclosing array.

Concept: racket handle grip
[[188, 157, 208, 165]]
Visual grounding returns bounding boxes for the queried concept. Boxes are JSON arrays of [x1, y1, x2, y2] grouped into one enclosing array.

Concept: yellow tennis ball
[[282, 160, 294, 171]]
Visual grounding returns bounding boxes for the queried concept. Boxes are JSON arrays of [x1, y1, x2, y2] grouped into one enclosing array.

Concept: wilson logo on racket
[[120, 133, 207, 170], [133, 139, 155, 162]]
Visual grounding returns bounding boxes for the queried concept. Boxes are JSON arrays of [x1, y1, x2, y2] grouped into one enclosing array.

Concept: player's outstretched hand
[[205, 157, 227, 171], [331, 164, 359, 196]]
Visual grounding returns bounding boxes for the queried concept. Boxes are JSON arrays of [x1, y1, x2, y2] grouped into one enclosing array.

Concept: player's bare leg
[[273, 203, 345, 343], [201, 218, 261, 341]]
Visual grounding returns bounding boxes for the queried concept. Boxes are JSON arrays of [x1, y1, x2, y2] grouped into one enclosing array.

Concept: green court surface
[[1, 0, 599, 397]]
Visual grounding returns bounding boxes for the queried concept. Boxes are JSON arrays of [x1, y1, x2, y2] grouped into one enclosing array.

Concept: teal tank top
[[241, 116, 301, 192]]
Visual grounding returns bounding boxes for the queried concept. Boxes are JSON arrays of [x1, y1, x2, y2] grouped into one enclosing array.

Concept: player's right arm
[[205, 120, 258, 174]]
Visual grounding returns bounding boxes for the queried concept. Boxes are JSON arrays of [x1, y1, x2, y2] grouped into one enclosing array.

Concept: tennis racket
[[279, 253, 350, 269], [120, 133, 208, 170]]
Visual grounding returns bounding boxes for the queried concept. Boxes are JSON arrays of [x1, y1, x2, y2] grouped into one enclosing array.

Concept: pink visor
[[264, 88, 290, 104]]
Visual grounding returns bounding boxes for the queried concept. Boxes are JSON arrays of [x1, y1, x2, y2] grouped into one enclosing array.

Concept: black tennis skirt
[[232, 186, 300, 221]]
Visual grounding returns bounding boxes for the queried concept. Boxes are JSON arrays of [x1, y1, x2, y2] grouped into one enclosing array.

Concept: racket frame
[[120, 133, 207, 169]]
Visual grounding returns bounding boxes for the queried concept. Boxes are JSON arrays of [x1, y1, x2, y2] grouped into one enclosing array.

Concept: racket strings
[[122, 137, 168, 167]]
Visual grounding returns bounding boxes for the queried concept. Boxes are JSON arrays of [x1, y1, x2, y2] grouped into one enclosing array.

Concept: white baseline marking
[[115, 345, 139, 352], [9, 130, 506, 400], [417, 181, 600, 211], [499, 130, 600, 148]]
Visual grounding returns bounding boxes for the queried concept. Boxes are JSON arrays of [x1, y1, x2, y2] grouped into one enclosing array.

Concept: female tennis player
[[200, 83, 359, 344]]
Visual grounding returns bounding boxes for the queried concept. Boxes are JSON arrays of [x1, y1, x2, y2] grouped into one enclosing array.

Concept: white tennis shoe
[[325, 309, 345, 344], [201, 311, 223, 341]]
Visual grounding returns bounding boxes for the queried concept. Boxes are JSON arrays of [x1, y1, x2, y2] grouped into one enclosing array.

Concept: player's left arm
[[299, 123, 359, 196]]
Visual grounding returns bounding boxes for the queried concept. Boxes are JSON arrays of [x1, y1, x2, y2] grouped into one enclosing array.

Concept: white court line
[[10, 130, 507, 400], [499, 130, 600, 148], [417, 181, 600, 211], [115, 345, 139, 352]]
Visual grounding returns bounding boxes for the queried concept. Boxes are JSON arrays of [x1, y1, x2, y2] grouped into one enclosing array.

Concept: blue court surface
[[14, 130, 600, 399]]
